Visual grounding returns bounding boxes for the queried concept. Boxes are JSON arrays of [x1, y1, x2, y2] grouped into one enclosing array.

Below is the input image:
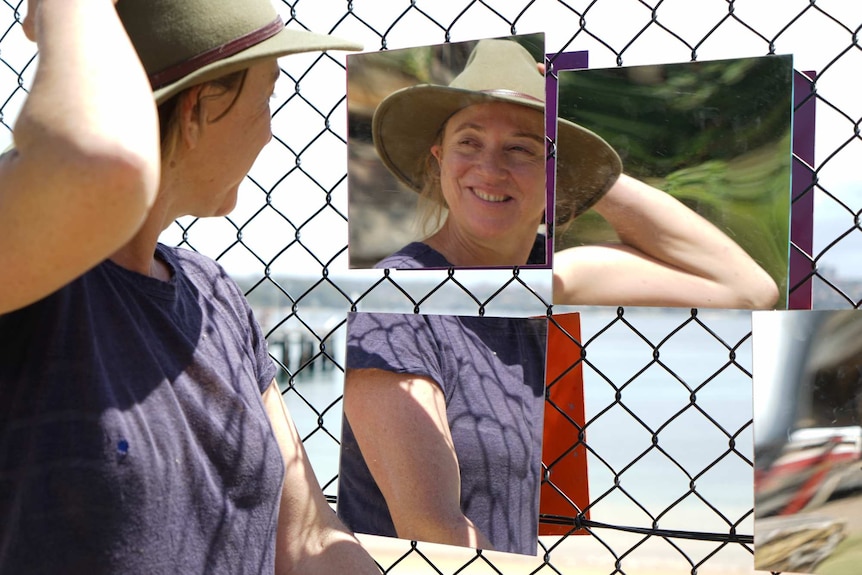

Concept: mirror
[[337, 311, 548, 555], [754, 310, 862, 573], [346, 34, 551, 269], [552, 55, 793, 309]]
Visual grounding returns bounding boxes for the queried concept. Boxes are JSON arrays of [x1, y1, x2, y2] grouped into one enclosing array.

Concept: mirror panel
[[552, 55, 794, 309], [754, 310, 862, 573], [338, 311, 548, 555], [346, 34, 549, 269]]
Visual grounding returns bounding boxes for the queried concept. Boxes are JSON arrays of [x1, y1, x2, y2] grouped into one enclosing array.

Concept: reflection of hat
[[372, 38, 622, 224], [117, 0, 362, 104]]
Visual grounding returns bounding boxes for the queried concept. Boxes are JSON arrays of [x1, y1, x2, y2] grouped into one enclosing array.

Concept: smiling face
[[430, 101, 546, 261]]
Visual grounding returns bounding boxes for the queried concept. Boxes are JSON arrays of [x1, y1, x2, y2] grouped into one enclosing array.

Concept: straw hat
[[372, 38, 622, 224], [116, 0, 362, 104]]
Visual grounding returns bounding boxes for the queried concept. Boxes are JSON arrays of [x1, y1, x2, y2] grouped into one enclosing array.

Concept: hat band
[[481, 89, 543, 103], [149, 17, 285, 91]]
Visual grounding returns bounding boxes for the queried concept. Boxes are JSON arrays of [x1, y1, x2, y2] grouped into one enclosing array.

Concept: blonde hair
[[413, 144, 447, 238]]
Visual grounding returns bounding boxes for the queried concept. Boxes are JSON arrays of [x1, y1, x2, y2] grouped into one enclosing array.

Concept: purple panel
[[788, 71, 817, 310], [545, 51, 589, 269]]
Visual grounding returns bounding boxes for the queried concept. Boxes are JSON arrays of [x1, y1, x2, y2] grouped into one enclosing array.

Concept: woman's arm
[[262, 381, 381, 575], [0, 0, 160, 313], [343, 367, 494, 549], [553, 174, 779, 308]]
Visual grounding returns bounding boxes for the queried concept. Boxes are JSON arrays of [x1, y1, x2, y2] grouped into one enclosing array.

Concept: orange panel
[[539, 312, 589, 536]]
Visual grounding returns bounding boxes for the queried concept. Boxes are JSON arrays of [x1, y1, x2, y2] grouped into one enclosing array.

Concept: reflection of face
[[431, 102, 545, 245], [191, 60, 279, 217]]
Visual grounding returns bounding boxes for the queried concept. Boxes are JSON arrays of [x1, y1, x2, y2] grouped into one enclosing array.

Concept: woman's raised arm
[[553, 174, 779, 308], [0, 0, 160, 313]]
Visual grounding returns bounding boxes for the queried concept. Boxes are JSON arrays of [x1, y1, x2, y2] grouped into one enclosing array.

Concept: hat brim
[[555, 116, 622, 223], [372, 84, 621, 223], [154, 28, 362, 104]]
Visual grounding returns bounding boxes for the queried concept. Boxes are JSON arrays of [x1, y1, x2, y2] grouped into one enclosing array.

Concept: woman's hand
[[22, 0, 119, 42]]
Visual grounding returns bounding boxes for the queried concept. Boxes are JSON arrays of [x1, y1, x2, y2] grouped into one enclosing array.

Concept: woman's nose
[[472, 148, 507, 179]]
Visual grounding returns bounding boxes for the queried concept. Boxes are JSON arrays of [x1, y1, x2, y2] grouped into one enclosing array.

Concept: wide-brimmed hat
[[117, 0, 362, 104], [372, 38, 622, 224]]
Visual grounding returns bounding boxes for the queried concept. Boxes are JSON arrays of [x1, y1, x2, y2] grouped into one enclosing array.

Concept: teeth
[[472, 189, 508, 203]]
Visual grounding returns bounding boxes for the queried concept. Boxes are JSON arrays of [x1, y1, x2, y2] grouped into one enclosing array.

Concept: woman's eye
[[456, 138, 481, 150]]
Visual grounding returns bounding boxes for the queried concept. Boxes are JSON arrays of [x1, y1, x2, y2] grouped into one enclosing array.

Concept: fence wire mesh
[[2, 0, 861, 573]]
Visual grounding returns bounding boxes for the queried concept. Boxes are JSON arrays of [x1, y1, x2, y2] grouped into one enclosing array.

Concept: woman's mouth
[[471, 188, 511, 203]]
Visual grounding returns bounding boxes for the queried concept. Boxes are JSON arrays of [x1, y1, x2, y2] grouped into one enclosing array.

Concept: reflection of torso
[[441, 316, 547, 554], [0, 245, 281, 573], [339, 312, 547, 554]]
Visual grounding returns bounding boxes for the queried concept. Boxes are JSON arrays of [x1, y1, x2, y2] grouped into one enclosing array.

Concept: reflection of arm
[[0, 0, 160, 313], [553, 174, 779, 308], [343, 367, 494, 550], [262, 381, 381, 575]]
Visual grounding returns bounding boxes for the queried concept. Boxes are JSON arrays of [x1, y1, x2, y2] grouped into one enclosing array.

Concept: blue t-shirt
[[375, 235, 547, 269], [337, 311, 547, 555], [0, 244, 281, 574]]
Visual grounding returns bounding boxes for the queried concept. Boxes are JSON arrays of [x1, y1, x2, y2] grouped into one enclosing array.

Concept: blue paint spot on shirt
[[117, 439, 129, 458]]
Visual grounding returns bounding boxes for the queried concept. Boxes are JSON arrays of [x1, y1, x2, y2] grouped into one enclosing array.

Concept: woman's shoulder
[[156, 244, 249, 306], [157, 244, 238, 285]]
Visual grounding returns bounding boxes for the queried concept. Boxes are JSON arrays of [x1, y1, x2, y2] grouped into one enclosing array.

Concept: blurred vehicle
[[756, 425, 862, 517], [754, 310, 862, 517]]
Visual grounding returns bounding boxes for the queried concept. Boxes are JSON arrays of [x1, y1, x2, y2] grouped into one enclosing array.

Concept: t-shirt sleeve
[[346, 311, 445, 393], [210, 261, 277, 394], [248, 305, 277, 394]]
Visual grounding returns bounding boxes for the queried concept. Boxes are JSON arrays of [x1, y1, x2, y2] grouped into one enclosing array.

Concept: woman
[[337, 312, 548, 555], [370, 38, 622, 268], [0, 1, 379, 573]]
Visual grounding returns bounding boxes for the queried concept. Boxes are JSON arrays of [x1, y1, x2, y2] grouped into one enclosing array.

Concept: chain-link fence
[[2, 1, 861, 573]]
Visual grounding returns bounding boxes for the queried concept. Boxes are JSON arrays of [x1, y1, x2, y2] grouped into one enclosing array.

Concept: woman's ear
[[176, 83, 235, 150], [175, 86, 205, 150], [430, 144, 442, 164]]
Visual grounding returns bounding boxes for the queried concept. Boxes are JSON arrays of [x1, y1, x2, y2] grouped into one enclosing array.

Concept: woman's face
[[431, 101, 546, 245], [182, 60, 279, 217]]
